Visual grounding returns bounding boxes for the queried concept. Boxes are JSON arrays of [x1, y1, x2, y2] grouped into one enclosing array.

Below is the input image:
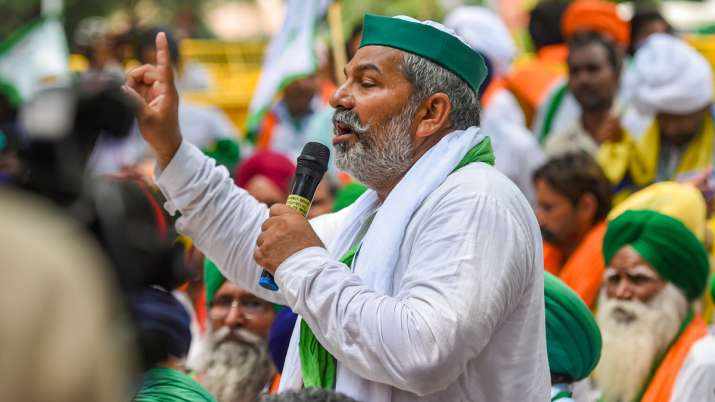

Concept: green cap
[[603, 210, 709, 301], [359, 14, 488, 93], [204, 258, 284, 312]]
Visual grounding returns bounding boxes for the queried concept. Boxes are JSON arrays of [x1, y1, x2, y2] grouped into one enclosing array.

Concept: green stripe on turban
[[544, 272, 602, 381], [204, 258, 226, 305], [603, 210, 709, 301], [359, 15, 488, 93], [204, 257, 284, 312]]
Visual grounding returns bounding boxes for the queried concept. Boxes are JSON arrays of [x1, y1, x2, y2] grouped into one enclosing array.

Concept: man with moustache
[[595, 210, 715, 402], [123, 15, 549, 401], [193, 262, 277, 402], [600, 34, 715, 196], [544, 33, 622, 159], [533, 0, 629, 142], [534, 153, 613, 307]]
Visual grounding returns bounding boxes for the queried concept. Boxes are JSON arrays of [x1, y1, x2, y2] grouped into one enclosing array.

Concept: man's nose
[[613, 278, 633, 300], [224, 303, 246, 328], [330, 81, 355, 110]]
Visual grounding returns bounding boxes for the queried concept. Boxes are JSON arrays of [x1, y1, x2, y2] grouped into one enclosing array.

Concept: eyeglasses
[[209, 295, 273, 319]]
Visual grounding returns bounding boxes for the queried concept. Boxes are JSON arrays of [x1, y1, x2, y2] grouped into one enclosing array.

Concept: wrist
[[156, 132, 182, 169]]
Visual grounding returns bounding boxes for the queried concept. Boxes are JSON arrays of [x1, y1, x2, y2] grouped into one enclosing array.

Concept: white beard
[[333, 104, 417, 190], [594, 284, 688, 402], [196, 326, 275, 402]]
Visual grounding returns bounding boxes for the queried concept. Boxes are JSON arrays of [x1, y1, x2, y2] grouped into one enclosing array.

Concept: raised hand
[[123, 32, 182, 168]]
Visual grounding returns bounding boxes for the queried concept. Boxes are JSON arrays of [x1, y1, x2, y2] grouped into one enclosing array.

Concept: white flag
[[247, 0, 331, 134], [0, 17, 70, 105]]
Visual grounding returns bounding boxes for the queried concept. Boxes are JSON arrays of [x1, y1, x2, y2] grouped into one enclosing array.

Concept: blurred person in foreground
[[445, 6, 544, 205], [594, 210, 715, 402], [132, 287, 216, 402], [0, 188, 133, 402], [192, 262, 278, 401], [124, 13, 549, 401], [544, 272, 602, 401], [261, 388, 359, 402], [600, 34, 715, 198], [534, 153, 612, 307], [534, 0, 630, 142]]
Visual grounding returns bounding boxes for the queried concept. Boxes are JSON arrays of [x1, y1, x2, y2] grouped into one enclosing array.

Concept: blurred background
[[4, 0, 714, 136]]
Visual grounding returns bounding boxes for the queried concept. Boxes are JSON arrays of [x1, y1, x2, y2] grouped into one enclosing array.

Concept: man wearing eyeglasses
[[193, 261, 278, 402]]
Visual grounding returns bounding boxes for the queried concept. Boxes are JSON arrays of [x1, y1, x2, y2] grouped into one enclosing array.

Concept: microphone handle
[[259, 171, 322, 291]]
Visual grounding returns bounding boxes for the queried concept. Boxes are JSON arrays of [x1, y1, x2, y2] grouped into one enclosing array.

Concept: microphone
[[259, 142, 330, 291]]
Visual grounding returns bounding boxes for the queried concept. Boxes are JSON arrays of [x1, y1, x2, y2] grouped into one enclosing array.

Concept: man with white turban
[[445, 6, 544, 205], [444, 6, 522, 126], [599, 34, 715, 197]]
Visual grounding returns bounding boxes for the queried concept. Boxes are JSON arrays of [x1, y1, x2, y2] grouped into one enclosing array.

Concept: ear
[[577, 193, 598, 223], [414, 92, 452, 138]]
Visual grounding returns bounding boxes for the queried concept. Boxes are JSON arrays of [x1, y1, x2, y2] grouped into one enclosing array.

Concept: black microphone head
[[297, 142, 330, 175]]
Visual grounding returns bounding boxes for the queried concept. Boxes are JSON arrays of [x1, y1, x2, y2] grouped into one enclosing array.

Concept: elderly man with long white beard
[[123, 14, 549, 401], [192, 261, 278, 402], [594, 210, 715, 402]]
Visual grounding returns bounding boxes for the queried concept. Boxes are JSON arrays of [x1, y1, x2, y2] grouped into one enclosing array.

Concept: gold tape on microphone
[[286, 194, 312, 217]]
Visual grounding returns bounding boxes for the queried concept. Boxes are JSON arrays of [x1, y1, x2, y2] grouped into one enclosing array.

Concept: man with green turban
[[190, 260, 278, 402], [594, 210, 715, 402], [544, 272, 602, 401]]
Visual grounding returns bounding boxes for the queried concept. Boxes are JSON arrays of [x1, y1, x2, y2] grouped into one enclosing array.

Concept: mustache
[[332, 109, 369, 136], [211, 326, 263, 346]]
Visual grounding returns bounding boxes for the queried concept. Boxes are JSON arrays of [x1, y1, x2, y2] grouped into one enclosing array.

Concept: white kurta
[[670, 334, 715, 401], [156, 141, 550, 402]]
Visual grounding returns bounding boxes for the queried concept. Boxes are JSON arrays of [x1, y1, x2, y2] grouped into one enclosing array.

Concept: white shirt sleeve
[[273, 191, 531, 396], [155, 140, 282, 303], [670, 335, 715, 402]]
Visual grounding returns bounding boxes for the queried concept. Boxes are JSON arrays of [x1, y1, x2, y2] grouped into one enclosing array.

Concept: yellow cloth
[[608, 181, 707, 242], [597, 114, 715, 202]]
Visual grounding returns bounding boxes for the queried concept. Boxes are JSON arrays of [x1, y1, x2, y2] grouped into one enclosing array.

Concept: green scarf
[[299, 137, 495, 389], [134, 367, 217, 402]]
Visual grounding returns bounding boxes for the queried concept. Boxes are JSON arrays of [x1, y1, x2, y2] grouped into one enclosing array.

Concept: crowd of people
[[2, 1, 715, 401]]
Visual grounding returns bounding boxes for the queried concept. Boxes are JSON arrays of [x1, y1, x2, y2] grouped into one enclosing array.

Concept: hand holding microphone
[[255, 142, 330, 290]]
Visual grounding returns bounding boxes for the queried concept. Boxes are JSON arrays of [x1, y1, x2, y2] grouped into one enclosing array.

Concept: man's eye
[[607, 275, 620, 285], [213, 297, 233, 308], [628, 275, 652, 285], [360, 80, 376, 88]]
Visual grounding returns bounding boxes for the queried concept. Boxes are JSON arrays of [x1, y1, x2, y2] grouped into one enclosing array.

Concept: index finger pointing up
[[155, 32, 174, 85]]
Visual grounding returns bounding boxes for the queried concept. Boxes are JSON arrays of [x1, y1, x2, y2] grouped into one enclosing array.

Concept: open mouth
[[333, 122, 357, 145]]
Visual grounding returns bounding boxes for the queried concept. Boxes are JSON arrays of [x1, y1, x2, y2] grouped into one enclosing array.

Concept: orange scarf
[[640, 314, 708, 402], [543, 221, 606, 308]]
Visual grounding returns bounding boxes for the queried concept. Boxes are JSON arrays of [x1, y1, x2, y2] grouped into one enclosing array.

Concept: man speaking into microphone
[[124, 15, 549, 402]]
